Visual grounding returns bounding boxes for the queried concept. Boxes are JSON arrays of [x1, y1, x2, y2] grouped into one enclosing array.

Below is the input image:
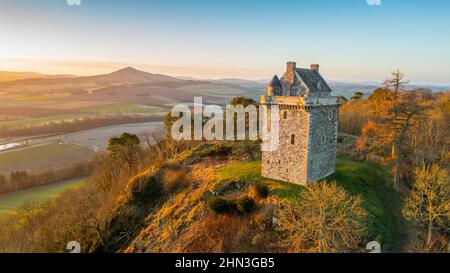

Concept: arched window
[[328, 110, 334, 121]]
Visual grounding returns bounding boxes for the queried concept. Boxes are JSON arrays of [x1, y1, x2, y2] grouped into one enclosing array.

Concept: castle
[[261, 61, 341, 185]]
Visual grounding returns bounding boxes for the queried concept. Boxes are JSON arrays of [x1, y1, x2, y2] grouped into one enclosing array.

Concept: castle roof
[[295, 68, 331, 93], [268, 75, 281, 88]]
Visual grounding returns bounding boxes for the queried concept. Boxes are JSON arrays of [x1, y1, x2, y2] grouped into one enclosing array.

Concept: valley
[[0, 67, 256, 215]]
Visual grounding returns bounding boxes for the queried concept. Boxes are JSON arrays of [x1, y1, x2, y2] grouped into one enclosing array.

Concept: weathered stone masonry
[[261, 61, 341, 186]]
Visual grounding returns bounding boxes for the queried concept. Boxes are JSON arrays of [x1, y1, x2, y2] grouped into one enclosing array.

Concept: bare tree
[[403, 165, 450, 249], [276, 181, 367, 253], [382, 71, 426, 191]]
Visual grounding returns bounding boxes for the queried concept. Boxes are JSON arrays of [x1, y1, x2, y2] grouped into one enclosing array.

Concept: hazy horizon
[[2, 63, 450, 88]]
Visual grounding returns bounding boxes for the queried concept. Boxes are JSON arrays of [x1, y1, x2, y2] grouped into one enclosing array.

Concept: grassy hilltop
[[90, 141, 399, 253]]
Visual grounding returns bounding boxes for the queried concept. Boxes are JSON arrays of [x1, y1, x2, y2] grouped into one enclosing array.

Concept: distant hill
[[206, 78, 450, 100], [1, 68, 448, 106], [0, 67, 181, 86], [80, 66, 183, 85], [0, 67, 251, 106], [327, 81, 381, 99]]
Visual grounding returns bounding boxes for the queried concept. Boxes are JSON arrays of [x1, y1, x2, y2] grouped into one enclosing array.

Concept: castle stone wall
[[306, 106, 339, 183], [261, 106, 309, 185]]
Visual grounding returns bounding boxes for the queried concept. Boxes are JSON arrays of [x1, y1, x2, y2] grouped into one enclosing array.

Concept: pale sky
[[1, 0, 450, 85]]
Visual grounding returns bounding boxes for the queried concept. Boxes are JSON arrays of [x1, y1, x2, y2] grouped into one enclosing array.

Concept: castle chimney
[[287, 62, 296, 74], [311, 64, 319, 73]]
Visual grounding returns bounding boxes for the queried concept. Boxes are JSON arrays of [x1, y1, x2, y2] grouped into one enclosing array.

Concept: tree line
[[339, 71, 449, 252], [0, 161, 93, 195], [0, 115, 162, 138]]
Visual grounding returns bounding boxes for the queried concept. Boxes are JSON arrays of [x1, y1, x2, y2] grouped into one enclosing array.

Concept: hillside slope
[[92, 141, 398, 253]]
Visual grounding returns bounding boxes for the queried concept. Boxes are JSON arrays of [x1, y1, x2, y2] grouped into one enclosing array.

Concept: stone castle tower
[[261, 61, 341, 186]]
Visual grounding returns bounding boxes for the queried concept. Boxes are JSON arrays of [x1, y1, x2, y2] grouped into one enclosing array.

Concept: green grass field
[[215, 160, 303, 201], [215, 157, 400, 251], [0, 178, 85, 217], [0, 143, 96, 175]]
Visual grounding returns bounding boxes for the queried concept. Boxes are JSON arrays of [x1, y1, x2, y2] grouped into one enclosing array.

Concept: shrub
[[402, 165, 449, 251], [207, 197, 234, 214], [255, 184, 269, 198], [162, 164, 188, 193], [201, 144, 233, 159], [236, 196, 256, 214], [277, 181, 367, 253], [184, 215, 254, 253]]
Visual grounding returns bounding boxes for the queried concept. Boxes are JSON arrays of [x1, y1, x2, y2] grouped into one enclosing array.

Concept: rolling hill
[[0, 67, 181, 87], [0, 67, 252, 107], [2, 67, 447, 119]]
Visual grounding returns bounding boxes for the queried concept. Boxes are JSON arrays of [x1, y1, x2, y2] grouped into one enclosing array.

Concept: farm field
[[53, 121, 164, 150], [0, 121, 163, 173], [0, 177, 85, 217], [0, 143, 96, 175], [78, 102, 166, 115], [176, 83, 246, 95], [0, 101, 166, 129], [0, 114, 89, 129]]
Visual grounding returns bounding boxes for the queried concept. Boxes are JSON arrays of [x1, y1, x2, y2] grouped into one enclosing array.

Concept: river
[[0, 121, 164, 152]]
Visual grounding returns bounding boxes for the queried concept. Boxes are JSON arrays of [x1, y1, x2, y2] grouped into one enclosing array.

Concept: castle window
[[283, 111, 288, 119], [291, 134, 295, 145], [328, 110, 334, 120]]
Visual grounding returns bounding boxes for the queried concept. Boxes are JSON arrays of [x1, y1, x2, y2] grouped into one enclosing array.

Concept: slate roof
[[296, 68, 332, 93]]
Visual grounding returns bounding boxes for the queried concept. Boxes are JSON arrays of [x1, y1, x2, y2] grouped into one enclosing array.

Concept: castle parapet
[[261, 95, 341, 107]]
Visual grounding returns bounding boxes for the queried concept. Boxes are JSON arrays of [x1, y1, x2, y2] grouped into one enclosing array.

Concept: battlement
[[261, 95, 341, 107]]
